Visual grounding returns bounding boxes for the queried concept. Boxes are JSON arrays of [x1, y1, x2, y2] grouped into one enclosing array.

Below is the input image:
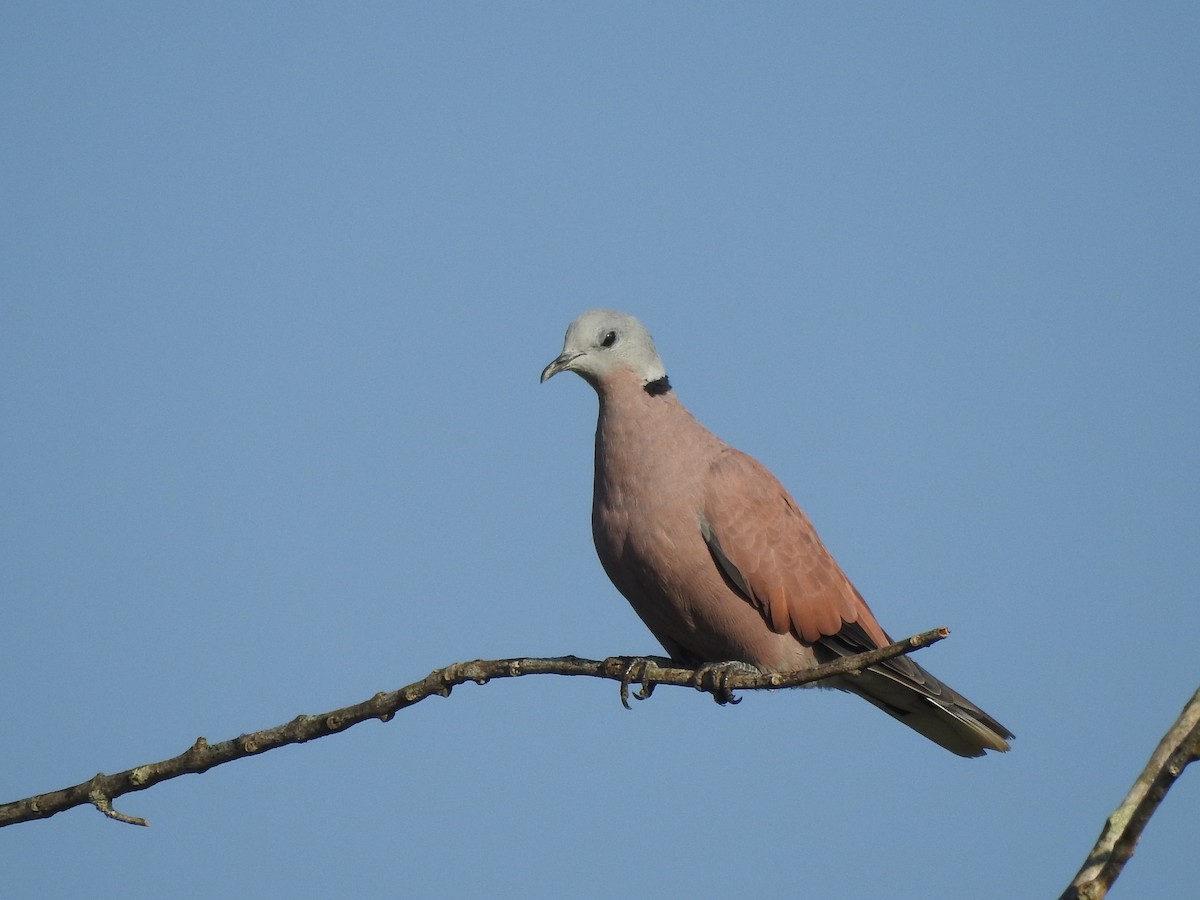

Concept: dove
[[541, 309, 1012, 757]]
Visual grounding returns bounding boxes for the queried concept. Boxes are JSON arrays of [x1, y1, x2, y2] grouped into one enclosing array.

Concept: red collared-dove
[[542, 309, 1012, 757]]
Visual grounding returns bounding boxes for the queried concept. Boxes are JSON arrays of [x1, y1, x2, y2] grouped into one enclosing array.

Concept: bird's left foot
[[693, 661, 762, 705]]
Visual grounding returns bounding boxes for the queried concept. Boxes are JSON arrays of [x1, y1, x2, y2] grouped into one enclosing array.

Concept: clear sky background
[[3, 5, 1197, 898]]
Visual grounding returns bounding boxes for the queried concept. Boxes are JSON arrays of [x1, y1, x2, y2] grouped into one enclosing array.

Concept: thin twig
[[0, 627, 947, 829], [89, 789, 150, 827], [1060, 686, 1200, 900]]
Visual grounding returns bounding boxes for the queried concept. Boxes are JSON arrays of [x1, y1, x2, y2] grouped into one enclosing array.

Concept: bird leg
[[692, 660, 761, 705]]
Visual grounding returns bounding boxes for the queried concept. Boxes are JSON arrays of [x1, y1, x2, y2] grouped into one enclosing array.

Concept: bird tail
[[813, 621, 1012, 757], [838, 664, 1013, 758]]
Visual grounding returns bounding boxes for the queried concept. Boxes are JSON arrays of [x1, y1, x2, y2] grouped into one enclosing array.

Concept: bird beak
[[540, 351, 581, 383]]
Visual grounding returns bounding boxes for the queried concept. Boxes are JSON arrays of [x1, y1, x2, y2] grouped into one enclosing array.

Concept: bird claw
[[619, 658, 658, 709], [693, 661, 760, 705]]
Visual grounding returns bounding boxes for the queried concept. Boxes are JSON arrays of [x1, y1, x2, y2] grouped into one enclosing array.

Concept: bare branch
[[0, 627, 946, 829], [1060, 686, 1200, 900]]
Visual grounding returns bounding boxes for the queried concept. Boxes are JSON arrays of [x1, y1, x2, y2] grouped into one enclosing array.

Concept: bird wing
[[698, 448, 890, 647], [699, 448, 1013, 754]]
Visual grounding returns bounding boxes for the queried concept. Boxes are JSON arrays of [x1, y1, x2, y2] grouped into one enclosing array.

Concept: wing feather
[[699, 449, 885, 646]]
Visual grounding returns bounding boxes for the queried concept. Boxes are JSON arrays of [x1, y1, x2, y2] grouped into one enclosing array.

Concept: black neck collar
[[644, 376, 672, 396]]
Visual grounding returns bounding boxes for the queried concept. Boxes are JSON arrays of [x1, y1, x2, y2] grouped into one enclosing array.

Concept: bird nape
[[542, 309, 1012, 758]]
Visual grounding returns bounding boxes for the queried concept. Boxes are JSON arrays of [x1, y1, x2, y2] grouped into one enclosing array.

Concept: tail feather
[[817, 622, 1013, 757], [840, 668, 1013, 757]]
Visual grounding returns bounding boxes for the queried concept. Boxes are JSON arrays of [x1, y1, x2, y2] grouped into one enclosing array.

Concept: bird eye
[[601, 331, 618, 348]]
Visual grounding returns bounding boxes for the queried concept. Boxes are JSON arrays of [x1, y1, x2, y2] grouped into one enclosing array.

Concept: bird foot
[[693, 660, 761, 705], [619, 658, 663, 709]]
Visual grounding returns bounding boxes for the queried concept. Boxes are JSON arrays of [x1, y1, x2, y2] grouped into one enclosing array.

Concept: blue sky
[[3, 4, 1197, 897]]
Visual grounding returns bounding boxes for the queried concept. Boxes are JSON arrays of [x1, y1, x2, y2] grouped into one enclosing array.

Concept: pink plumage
[[542, 309, 1011, 757]]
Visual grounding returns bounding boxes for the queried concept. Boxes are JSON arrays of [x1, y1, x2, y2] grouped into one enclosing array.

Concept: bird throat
[[643, 376, 672, 396]]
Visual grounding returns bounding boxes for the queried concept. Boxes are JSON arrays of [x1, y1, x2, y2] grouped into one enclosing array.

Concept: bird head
[[541, 309, 668, 390]]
